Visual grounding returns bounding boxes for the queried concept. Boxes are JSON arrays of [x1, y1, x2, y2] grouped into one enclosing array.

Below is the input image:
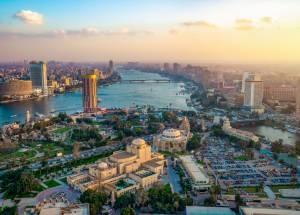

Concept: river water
[[0, 70, 193, 125], [241, 125, 300, 146]]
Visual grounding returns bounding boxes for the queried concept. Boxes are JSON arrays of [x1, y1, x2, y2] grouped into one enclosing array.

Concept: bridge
[[121, 79, 179, 83]]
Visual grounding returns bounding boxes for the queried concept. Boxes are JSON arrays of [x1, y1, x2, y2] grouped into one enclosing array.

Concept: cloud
[[235, 25, 255, 31], [14, 10, 44, 25], [235, 18, 253, 25], [260, 16, 272, 23], [169, 29, 179, 35], [235, 18, 255, 31], [0, 27, 153, 38], [182, 20, 217, 28]]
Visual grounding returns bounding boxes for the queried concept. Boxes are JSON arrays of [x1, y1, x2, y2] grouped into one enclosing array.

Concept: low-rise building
[[68, 138, 165, 197], [179, 155, 210, 190], [222, 118, 259, 142], [240, 207, 300, 215]]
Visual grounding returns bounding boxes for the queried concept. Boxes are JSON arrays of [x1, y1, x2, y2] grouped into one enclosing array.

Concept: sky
[[0, 0, 300, 63]]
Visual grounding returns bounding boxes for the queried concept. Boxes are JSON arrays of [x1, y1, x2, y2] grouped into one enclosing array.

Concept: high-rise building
[[82, 74, 98, 113], [241, 72, 250, 93], [296, 79, 300, 120], [264, 85, 296, 102], [173, 63, 181, 73], [29, 61, 48, 94], [109, 60, 114, 72], [244, 74, 264, 113], [163, 63, 170, 72]]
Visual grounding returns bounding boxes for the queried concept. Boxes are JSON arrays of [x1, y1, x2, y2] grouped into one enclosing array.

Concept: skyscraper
[[109, 60, 114, 72], [244, 74, 264, 113], [296, 79, 300, 120], [241, 72, 250, 93], [82, 74, 98, 113], [29, 61, 48, 94]]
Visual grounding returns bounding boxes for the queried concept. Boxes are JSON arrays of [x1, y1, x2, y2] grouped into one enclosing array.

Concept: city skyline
[[0, 0, 300, 63]]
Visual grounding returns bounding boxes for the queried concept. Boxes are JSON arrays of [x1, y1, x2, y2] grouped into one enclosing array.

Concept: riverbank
[[0, 70, 193, 125]]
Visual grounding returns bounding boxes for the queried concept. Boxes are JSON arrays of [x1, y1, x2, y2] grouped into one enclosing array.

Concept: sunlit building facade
[[244, 74, 264, 113], [82, 74, 98, 113]]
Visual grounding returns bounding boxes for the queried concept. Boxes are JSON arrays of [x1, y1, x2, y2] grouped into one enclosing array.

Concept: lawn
[[54, 127, 71, 134], [271, 184, 300, 192], [60, 177, 68, 184], [44, 179, 60, 188], [234, 155, 248, 161]]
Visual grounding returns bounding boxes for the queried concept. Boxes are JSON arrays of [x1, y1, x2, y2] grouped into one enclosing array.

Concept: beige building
[[82, 74, 98, 113], [222, 118, 259, 142], [154, 117, 190, 152], [68, 138, 165, 197]]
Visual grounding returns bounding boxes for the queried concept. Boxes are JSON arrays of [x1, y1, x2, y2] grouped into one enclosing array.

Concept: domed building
[[154, 128, 188, 152]]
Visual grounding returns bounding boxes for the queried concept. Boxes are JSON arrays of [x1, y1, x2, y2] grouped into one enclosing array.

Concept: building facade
[[264, 85, 296, 102], [244, 74, 264, 113], [0, 80, 32, 98], [82, 74, 98, 113], [67, 138, 165, 197], [222, 118, 259, 142], [297, 79, 300, 121], [29, 61, 48, 94]]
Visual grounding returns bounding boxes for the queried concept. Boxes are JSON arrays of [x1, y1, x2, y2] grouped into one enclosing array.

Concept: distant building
[[26, 110, 31, 123], [264, 85, 295, 102], [241, 72, 250, 93], [0, 80, 32, 98], [82, 74, 98, 113], [297, 79, 300, 120], [163, 63, 170, 72], [243, 74, 264, 113], [173, 63, 181, 73], [29, 61, 48, 94], [109, 60, 114, 72], [222, 118, 259, 142]]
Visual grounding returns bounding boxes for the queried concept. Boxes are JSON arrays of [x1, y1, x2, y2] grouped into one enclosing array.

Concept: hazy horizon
[[1, 0, 300, 63]]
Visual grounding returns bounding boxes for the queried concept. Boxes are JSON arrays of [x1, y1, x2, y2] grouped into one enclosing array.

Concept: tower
[[26, 110, 31, 123], [241, 72, 250, 93], [29, 61, 48, 94], [244, 74, 264, 113], [296, 79, 300, 120], [109, 60, 114, 73], [73, 142, 80, 159], [82, 74, 98, 113]]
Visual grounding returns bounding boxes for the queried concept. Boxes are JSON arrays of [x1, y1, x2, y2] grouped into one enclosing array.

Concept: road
[[165, 158, 182, 193]]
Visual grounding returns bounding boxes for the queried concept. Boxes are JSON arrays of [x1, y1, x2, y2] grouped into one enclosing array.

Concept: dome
[[162, 129, 182, 139], [98, 162, 108, 170], [132, 138, 146, 146]]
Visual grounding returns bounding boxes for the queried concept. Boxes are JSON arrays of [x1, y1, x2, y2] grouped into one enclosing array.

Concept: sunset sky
[[0, 0, 300, 63]]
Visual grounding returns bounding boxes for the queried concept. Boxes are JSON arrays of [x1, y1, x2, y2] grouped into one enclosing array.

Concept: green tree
[[79, 189, 108, 215], [114, 193, 136, 209], [121, 207, 136, 215], [295, 141, 300, 156]]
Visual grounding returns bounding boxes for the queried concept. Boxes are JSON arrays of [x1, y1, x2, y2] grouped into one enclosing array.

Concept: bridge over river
[[121, 79, 180, 83]]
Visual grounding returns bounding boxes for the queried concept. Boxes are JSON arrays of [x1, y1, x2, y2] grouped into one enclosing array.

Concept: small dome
[[162, 129, 182, 139], [98, 162, 108, 170], [132, 138, 146, 146]]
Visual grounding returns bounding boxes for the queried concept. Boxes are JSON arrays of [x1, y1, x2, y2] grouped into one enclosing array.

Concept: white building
[[222, 118, 259, 143], [179, 155, 210, 190], [241, 72, 250, 93], [240, 207, 300, 215], [244, 74, 264, 113]]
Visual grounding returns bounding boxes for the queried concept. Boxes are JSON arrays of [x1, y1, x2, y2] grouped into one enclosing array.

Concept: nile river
[[0, 70, 193, 125]]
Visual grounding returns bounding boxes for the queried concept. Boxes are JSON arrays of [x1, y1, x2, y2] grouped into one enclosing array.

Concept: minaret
[[26, 110, 31, 123]]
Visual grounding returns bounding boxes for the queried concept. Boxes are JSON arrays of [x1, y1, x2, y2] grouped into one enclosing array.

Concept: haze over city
[[1, 0, 300, 63], [1, 1, 300, 215]]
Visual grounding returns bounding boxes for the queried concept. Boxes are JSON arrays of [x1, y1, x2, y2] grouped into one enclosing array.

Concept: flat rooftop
[[134, 169, 155, 178], [110, 151, 136, 160]]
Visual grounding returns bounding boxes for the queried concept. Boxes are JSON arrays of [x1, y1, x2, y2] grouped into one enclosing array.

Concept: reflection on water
[[241, 125, 300, 146], [0, 70, 193, 125]]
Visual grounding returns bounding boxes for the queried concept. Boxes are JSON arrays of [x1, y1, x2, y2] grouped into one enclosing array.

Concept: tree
[[79, 189, 108, 215], [186, 133, 202, 151], [121, 207, 136, 215], [235, 194, 244, 209], [271, 140, 284, 153], [295, 141, 300, 156], [114, 193, 136, 209]]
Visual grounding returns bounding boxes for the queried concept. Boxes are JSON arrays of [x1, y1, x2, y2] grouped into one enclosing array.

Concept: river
[[241, 125, 300, 146], [0, 70, 193, 125]]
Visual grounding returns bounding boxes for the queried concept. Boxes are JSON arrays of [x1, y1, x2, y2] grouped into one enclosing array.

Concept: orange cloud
[[182, 20, 217, 28], [260, 16, 272, 23], [235, 25, 255, 31], [236, 18, 253, 25]]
